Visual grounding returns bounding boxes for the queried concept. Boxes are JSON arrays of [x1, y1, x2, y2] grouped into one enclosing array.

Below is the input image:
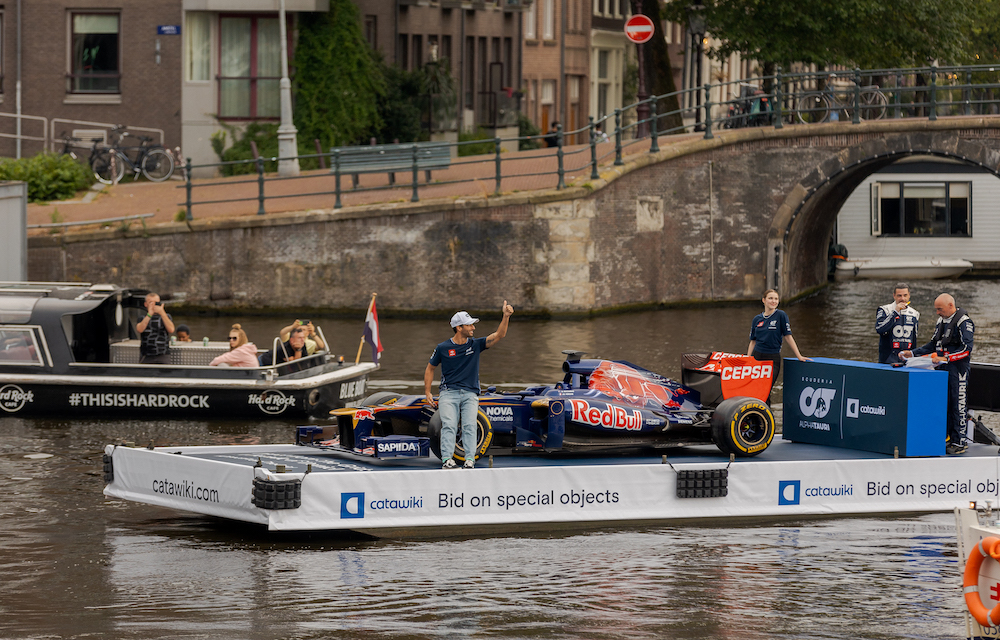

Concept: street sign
[[624, 14, 655, 44]]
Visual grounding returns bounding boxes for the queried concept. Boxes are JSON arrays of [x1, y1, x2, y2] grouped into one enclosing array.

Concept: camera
[[300, 319, 310, 325]]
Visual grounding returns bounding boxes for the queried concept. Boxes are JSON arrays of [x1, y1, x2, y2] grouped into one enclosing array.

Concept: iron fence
[[179, 64, 1000, 220]]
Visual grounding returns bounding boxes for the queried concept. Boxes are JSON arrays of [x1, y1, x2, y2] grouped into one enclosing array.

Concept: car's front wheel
[[427, 409, 493, 462], [710, 397, 775, 456]]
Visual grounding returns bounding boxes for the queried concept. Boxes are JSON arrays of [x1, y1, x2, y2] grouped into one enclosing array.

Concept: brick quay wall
[[35, 121, 975, 316], [25, 143, 795, 316]]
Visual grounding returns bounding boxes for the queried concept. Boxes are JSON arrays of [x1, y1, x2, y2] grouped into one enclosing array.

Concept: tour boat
[[0, 282, 376, 418], [834, 257, 973, 280]]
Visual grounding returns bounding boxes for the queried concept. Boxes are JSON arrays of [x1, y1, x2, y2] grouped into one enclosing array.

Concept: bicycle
[[92, 125, 175, 184], [723, 83, 775, 129], [59, 133, 121, 185], [795, 75, 888, 124]]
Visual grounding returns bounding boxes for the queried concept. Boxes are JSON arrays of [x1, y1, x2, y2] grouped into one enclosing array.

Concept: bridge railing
[[177, 64, 1000, 219]]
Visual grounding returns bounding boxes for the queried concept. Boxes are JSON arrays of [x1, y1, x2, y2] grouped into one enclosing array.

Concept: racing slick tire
[[427, 409, 494, 463], [359, 391, 402, 407], [710, 396, 775, 457]]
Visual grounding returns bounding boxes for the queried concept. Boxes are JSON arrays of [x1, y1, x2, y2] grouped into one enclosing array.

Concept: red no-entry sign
[[624, 14, 655, 44]]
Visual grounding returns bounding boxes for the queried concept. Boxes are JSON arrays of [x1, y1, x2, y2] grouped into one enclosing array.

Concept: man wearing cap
[[424, 300, 514, 469]]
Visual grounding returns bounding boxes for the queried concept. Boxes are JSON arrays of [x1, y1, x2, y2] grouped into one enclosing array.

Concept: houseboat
[[834, 157, 1000, 279], [0, 282, 376, 418]]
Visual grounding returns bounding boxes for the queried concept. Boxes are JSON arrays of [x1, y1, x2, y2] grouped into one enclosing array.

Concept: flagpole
[[356, 292, 377, 365]]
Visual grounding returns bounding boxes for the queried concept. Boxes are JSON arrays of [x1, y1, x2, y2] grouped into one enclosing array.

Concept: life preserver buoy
[[964, 536, 1000, 627]]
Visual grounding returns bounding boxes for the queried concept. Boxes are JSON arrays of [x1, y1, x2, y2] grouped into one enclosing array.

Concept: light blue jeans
[[438, 388, 478, 461]]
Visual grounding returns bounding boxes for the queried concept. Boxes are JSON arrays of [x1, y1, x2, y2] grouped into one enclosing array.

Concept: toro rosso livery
[[298, 351, 777, 461]]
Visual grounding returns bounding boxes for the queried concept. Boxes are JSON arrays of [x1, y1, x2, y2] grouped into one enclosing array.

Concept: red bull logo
[[355, 408, 376, 422], [569, 399, 642, 431]]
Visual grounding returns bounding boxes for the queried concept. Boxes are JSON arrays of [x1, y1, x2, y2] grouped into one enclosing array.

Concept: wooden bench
[[328, 142, 451, 188]]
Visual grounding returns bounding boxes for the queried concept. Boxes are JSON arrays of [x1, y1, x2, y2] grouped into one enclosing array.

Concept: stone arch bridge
[[29, 117, 1000, 314], [577, 117, 1000, 309]]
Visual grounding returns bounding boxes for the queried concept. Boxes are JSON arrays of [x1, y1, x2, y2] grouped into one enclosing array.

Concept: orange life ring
[[964, 536, 1000, 627]]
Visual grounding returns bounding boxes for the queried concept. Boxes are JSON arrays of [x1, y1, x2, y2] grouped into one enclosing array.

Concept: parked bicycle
[[795, 75, 888, 124], [92, 125, 175, 184], [723, 83, 775, 129], [59, 133, 121, 184]]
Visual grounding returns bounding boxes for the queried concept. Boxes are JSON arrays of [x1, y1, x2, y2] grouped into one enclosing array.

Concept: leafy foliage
[[458, 128, 496, 157], [517, 113, 542, 151], [0, 153, 93, 202], [293, 0, 385, 149], [662, 0, 985, 69]]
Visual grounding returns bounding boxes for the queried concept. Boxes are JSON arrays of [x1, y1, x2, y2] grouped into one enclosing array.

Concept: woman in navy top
[[747, 289, 810, 398]]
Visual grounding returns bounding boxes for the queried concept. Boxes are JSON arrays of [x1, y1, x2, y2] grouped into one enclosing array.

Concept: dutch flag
[[364, 298, 383, 363]]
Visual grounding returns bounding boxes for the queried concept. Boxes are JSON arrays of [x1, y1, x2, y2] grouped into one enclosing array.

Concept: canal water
[[2, 279, 998, 639]]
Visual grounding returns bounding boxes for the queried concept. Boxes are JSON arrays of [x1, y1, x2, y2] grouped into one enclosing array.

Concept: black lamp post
[[687, 1, 706, 130]]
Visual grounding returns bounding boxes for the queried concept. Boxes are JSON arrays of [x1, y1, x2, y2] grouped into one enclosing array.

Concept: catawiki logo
[[341, 492, 365, 519], [778, 480, 800, 505]]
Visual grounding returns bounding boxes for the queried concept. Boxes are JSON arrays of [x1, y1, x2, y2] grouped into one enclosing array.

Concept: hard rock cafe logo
[[0, 384, 34, 412], [248, 389, 296, 415]]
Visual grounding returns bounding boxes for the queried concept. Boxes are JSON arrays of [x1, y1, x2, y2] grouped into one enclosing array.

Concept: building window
[[186, 13, 211, 82], [543, 0, 555, 40], [219, 16, 280, 119], [364, 15, 377, 50], [873, 181, 971, 237], [413, 35, 423, 69], [398, 34, 409, 69], [70, 12, 120, 93], [525, 3, 536, 39]]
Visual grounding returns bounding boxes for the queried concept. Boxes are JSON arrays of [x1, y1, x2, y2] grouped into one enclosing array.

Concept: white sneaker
[[442, 459, 458, 469], [463, 459, 475, 469]]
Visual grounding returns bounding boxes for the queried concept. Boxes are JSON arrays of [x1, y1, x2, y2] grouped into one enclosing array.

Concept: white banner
[[104, 445, 267, 524], [103, 444, 1000, 533]]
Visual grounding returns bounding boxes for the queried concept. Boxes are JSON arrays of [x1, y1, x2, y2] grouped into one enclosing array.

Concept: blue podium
[[782, 358, 947, 457]]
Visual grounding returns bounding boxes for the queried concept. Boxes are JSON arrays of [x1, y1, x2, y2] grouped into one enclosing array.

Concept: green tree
[[636, 0, 683, 130], [662, 0, 983, 70], [293, 0, 384, 148]]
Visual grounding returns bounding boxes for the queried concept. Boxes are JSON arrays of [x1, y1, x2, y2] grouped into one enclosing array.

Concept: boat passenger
[[746, 289, 811, 402], [210, 324, 258, 367], [174, 324, 192, 342], [278, 320, 325, 355], [259, 326, 310, 366], [136, 292, 174, 365]]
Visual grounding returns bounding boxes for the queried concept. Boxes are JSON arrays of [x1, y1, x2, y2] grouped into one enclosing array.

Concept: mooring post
[[256, 157, 265, 215]]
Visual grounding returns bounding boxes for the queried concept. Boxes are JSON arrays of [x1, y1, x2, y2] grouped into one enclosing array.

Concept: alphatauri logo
[[799, 386, 836, 419]]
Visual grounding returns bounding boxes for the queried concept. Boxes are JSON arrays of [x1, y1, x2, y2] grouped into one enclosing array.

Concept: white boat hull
[[835, 257, 973, 280]]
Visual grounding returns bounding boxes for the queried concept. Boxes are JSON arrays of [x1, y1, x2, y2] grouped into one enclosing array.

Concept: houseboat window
[[0, 329, 42, 365], [874, 181, 971, 237]]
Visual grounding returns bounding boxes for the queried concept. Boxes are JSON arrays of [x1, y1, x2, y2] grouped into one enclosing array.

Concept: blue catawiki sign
[[782, 357, 947, 457], [157, 25, 181, 35]]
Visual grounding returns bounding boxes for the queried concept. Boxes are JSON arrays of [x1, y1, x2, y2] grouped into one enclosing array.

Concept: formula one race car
[[297, 351, 777, 462]]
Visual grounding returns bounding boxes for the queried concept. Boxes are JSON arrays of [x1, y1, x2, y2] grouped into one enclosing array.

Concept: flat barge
[[103, 438, 1000, 537]]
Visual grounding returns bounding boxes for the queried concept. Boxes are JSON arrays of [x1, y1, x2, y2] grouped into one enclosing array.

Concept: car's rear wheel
[[427, 409, 493, 462], [710, 396, 775, 457], [359, 391, 402, 407]]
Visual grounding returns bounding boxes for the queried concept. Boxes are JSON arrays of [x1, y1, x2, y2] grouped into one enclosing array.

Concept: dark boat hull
[[0, 366, 373, 419]]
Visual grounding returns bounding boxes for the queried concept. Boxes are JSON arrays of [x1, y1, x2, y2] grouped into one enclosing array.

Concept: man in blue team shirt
[[424, 301, 514, 469], [875, 283, 919, 364]]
